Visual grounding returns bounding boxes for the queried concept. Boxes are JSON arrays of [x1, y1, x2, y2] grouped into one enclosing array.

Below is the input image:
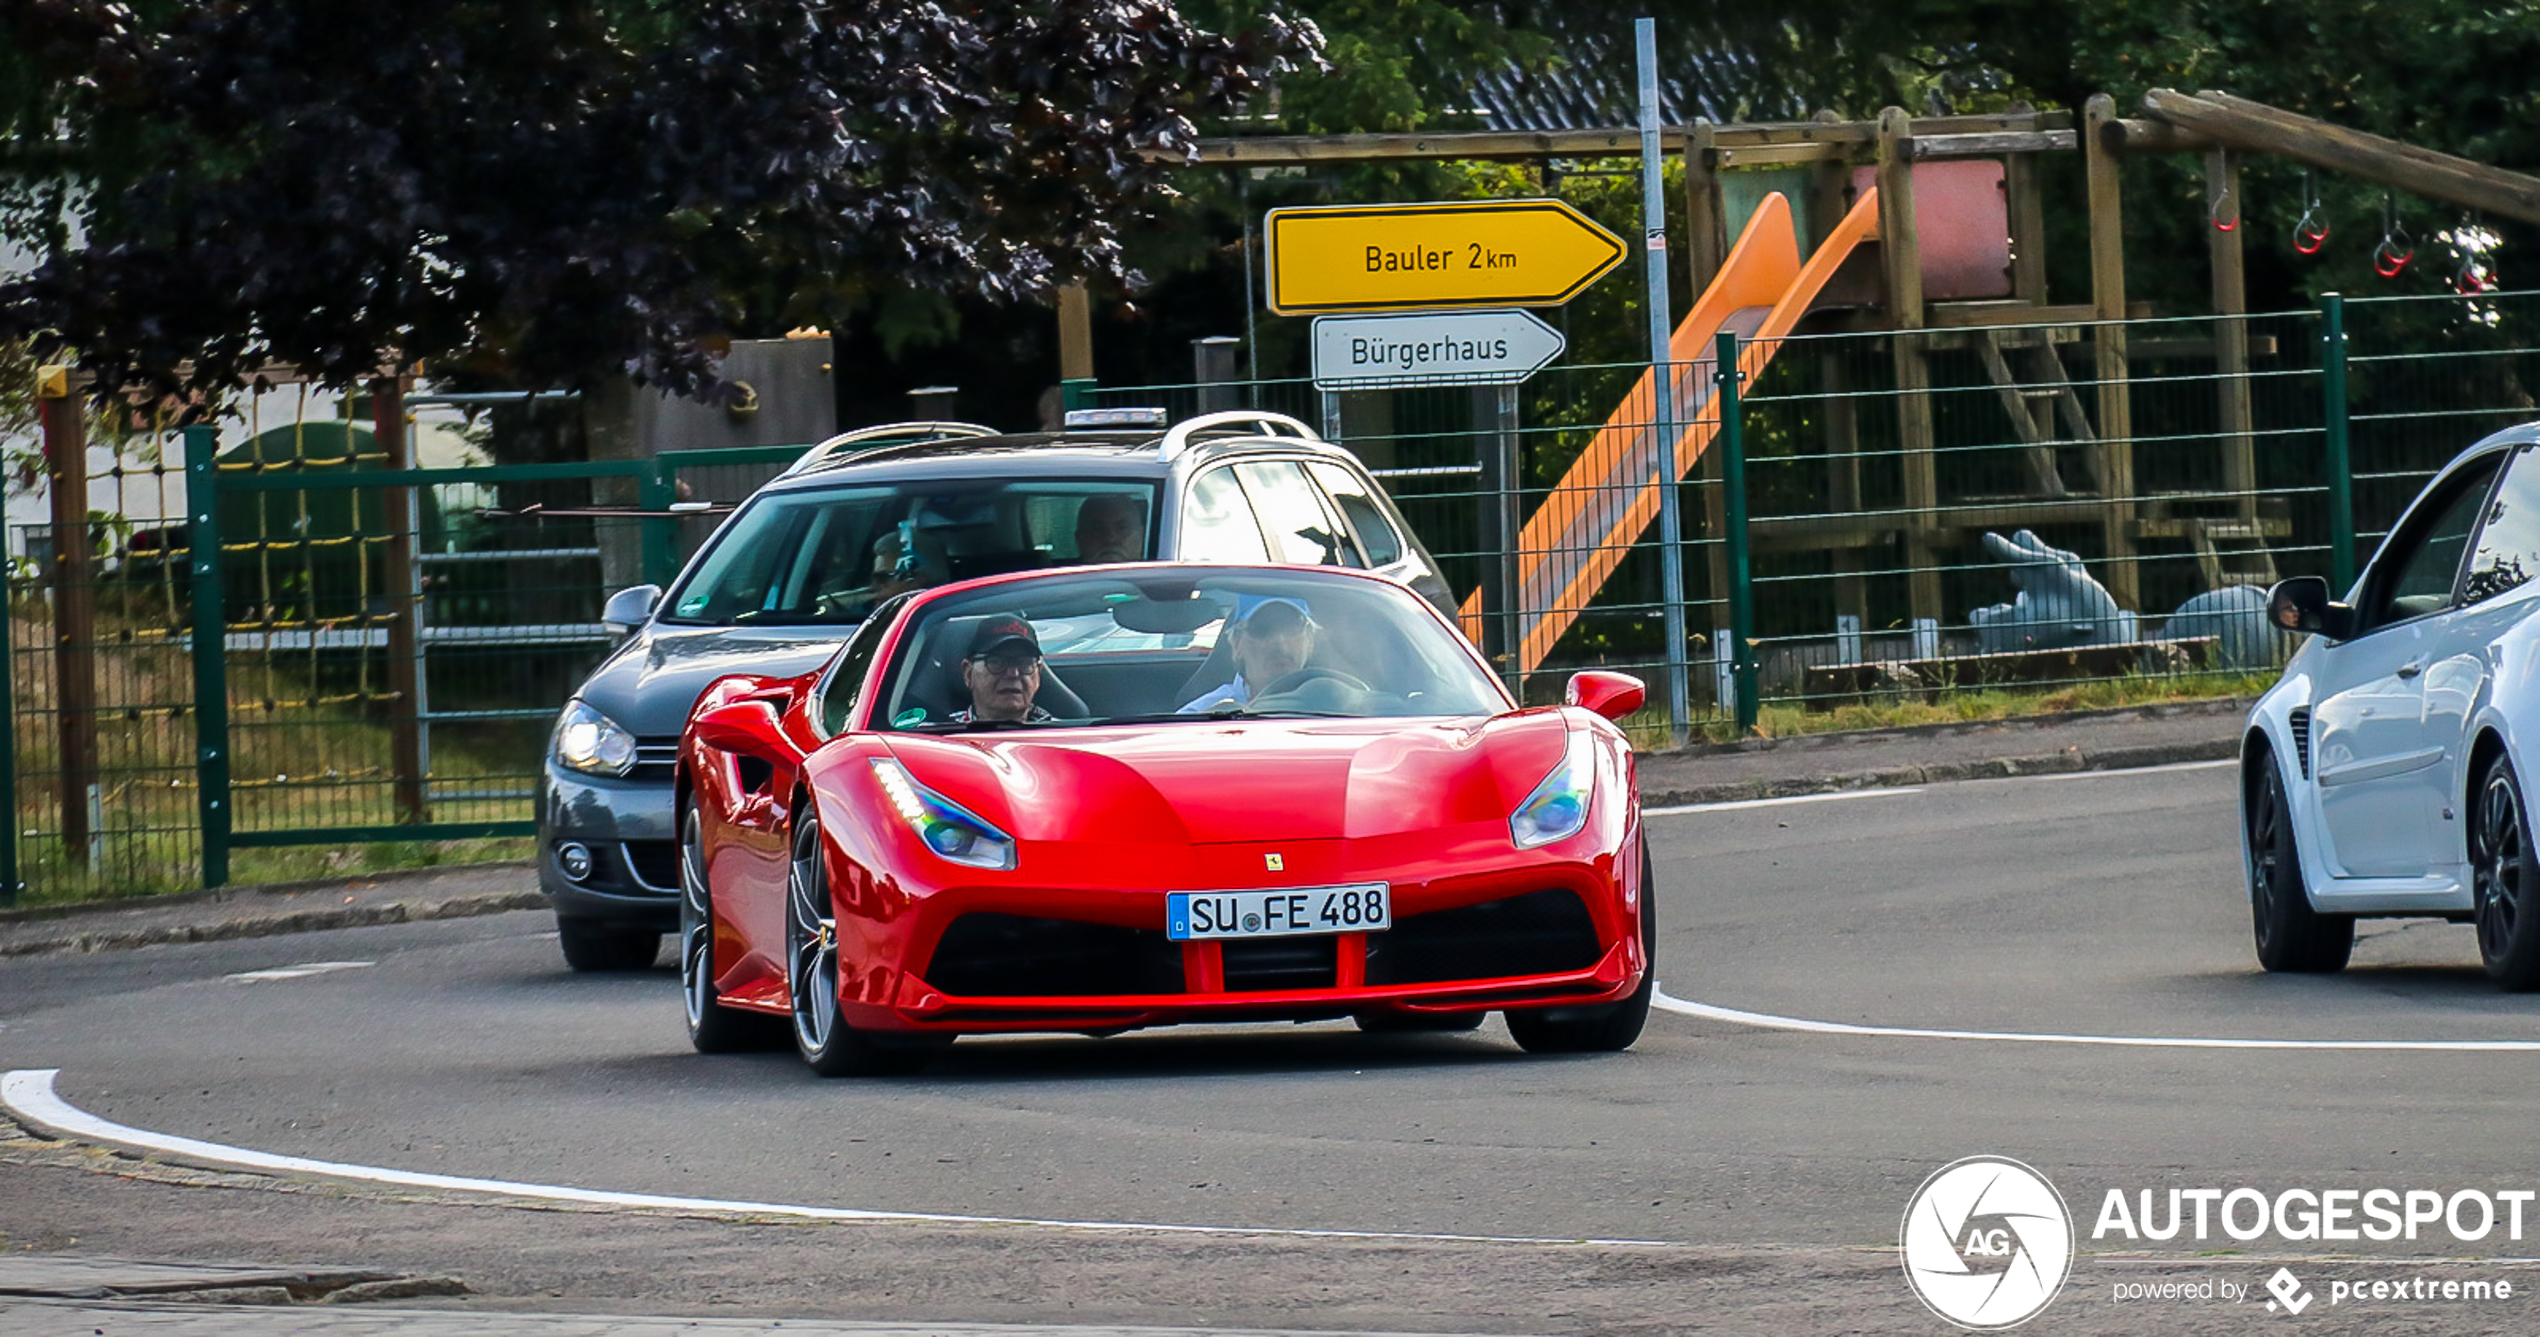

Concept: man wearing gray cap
[[952, 616, 1056, 724]]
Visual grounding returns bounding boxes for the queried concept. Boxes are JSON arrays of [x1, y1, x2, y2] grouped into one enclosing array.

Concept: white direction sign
[[1309, 309, 1565, 390]]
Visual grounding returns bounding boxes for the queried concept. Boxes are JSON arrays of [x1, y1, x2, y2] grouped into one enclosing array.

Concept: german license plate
[[1167, 883, 1392, 941]]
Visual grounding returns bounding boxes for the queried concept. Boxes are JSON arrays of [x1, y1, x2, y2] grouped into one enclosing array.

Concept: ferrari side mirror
[[691, 700, 789, 762], [1565, 670, 1647, 723], [2268, 576, 2356, 641]]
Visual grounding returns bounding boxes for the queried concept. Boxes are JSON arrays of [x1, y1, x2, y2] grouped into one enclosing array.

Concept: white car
[[2246, 424, 2540, 987]]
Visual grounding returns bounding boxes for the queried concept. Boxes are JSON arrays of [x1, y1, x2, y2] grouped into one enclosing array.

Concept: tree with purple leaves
[[0, 0, 1319, 401]]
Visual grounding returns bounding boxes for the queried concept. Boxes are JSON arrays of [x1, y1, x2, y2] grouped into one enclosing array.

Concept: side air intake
[[2287, 707, 2312, 780]]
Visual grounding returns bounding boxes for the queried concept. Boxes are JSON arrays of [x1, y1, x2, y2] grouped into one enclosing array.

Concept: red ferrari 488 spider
[[675, 563, 1653, 1075]]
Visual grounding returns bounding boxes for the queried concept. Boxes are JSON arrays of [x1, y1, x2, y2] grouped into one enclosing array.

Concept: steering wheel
[[1255, 666, 1371, 698]]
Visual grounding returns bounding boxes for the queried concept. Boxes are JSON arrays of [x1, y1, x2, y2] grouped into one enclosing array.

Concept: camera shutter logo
[[1900, 1156, 2074, 1330]]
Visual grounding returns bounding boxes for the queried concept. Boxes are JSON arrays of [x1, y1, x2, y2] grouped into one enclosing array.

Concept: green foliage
[[0, 1, 1318, 402]]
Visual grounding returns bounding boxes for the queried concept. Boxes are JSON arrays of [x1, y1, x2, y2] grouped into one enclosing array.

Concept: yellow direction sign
[[1264, 200, 1628, 315]]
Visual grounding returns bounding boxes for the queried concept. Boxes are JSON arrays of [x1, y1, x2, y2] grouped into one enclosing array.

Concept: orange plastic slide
[[1459, 189, 1882, 673]]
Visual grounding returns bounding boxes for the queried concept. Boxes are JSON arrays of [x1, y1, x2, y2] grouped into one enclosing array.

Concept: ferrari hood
[[880, 712, 1575, 844]]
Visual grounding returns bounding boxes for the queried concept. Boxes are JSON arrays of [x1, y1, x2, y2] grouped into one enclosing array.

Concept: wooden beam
[[1879, 106, 1944, 626], [2142, 89, 2540, 224], [2206, 149, 2257, 526], [1905, 130, 2078, 160], [1681, 122, 1724, 298], [2103, 118, 2217, 155], [1714, 143, 1851, 168], [2083, 94, 2139, 610]]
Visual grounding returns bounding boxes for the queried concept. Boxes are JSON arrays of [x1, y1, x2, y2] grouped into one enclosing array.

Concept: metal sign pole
[[1637, 17, 1690, 746]]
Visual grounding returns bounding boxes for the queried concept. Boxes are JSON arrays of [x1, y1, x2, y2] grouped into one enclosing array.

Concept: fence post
[[1636, 18, 1690, 748], [375, 376, 429, 825], [639, 455, 678, 589], [38, 385, 99, 869], [184, 423, 232, 889], [1716, 331, 1759, 736], [0, 555, 16, 906], [2321, 292, 2358, 594]]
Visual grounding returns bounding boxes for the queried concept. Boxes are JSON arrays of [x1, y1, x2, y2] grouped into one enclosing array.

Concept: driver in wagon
[[1179, 597, 1315, 713]]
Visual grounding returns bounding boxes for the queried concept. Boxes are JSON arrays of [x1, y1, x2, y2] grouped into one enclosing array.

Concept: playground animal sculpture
[[1969, 530, 2128, 654], [2162, 584, 2282, 670]]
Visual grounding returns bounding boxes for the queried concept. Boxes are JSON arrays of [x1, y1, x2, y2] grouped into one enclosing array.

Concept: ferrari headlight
[[870, 758, 1017, 871], [553, 699, 639, 777], [1510, 729, 1597, 849]]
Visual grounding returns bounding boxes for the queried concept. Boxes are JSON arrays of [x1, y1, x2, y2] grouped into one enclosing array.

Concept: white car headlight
[[1510, 729, 1597, 849], [553, 699, 639, 777], [871, 758, 1017, 871]]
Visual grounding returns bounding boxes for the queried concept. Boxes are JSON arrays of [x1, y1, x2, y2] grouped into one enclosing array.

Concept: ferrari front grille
[[2287, 707, 2312, 780], [1220, 936, 1339, 992], [925, 914, 1183, 997], [1366, 888, 1602, 986]]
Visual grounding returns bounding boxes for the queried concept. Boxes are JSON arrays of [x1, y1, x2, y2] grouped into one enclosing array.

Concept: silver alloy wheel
[[679, 807, 712, 1029], [788, 818, 840, 1054], [2477, 772, 2526, 958]]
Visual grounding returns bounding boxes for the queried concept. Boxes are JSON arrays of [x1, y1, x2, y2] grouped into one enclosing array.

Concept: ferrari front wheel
[[681, 802, 774, 1053], [786, 813, 941, 1077], [1506, 844, 1656, 1055]]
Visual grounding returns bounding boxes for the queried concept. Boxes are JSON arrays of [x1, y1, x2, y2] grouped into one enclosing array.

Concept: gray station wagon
[[538, 409, 1455, 970]]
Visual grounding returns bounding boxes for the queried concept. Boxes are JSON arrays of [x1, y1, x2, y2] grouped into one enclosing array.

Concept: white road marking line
[[225, 961, 375, 983], [1643, 788, 1922, 817], [0, 1069, 1670, 1247], [1652, 988, 2540, 1052]]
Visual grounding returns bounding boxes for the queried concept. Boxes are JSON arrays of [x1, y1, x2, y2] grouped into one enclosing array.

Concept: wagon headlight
[[553, 700, 639, 777], [1510, 730, 1597, 849], [871, 758, 1017, 871]]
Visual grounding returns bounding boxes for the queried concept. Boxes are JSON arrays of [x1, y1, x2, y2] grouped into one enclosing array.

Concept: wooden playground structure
[[1134, 91, 2540, 673]]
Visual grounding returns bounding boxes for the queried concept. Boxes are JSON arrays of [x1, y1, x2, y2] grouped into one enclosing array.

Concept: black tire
[[2471, 752, 2540, 991], [787, 814, 943, 1077], [2246, 749, 2354, 974], [1353, 1009, 1486, 1034], [558, 918, 661, 972], [680, 802, 779, 1053], [1505, 843, 1656, 1055]]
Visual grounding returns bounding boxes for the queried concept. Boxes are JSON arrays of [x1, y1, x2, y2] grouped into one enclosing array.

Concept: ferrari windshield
[[873, 569, 1507, 730], [662, 480, 1161, 627]]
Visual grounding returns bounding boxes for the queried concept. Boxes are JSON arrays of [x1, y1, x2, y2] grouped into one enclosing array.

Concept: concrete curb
[[1640, 737, 2242, 809], [0, 890, 546, 959]]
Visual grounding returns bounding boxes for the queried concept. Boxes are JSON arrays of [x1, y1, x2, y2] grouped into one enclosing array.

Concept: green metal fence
[[3, 424, 810, 905], [6, 290, 2538, 903], [1087, 290, 2540, 738]]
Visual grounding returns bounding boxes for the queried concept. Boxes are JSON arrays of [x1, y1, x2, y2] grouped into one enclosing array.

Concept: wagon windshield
[[871, 568, 1507, 731], [661, 480, 1161, 627]]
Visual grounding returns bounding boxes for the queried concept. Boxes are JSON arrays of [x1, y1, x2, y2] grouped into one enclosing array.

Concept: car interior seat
[[899, 613, 1091, 723]]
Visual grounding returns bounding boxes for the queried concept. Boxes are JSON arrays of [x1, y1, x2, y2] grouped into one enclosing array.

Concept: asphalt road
[[9, 760, 2540, 1335]]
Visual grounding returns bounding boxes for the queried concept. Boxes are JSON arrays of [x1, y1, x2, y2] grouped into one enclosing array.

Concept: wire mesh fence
[[7, 290, 2539, 901]]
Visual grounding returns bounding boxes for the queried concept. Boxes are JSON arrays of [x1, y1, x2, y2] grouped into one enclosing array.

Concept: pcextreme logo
[[1901, 1156, 2076, 1330]]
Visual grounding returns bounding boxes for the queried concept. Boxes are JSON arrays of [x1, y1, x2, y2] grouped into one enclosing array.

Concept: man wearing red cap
[[952, 616, 1056, 724]]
